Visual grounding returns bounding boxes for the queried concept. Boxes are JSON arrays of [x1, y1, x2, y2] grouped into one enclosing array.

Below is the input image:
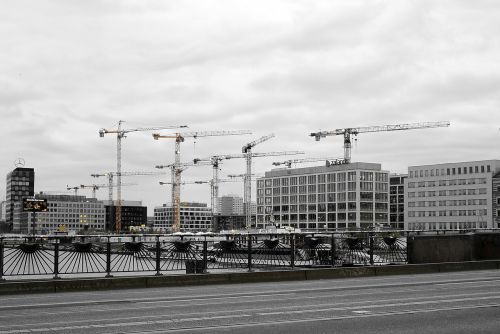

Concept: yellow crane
[[153, 130, 251, 232], [310, 121, 451, 163], [99, 121, 187, 234]]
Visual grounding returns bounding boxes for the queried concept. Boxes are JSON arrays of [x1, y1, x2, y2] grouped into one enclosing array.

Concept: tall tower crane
[[194, 151, 304, 227], [272, 157, 346, 168], [99, 121, 187, 235], [153, 130, 251, 231], [156, 161, 212, 232], [91, 170, 167, 232], [310, 121, 451, 163], [241, 134, 276, 228]]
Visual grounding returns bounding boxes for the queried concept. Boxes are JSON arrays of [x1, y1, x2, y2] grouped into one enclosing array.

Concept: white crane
[[99, 121, 187, 234], [272, 157, 347, 168], [310, 121, 450, 163]]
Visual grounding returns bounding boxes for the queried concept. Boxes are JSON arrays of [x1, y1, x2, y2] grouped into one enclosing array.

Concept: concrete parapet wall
[[408, 233, 500, 263], [1, 261, 499, 296]]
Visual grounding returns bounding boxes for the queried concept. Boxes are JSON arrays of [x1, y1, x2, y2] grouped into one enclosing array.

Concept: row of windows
[[257, 202, 388, 214], [408, 222, 488, 230], [408, 199, 488, 207], [408, 188, 488, 197], [408, 178, 487, 188], [257, 212, 388, 222], [258, 182, 389, 196], [410, 165, 491, 178], [258, 192, 389, 205], [408, 209, 488, 217], [258, 172, 389, 188]]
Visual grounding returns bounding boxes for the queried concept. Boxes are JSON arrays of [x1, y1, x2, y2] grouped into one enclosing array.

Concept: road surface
[[1, 270, 499, 333]]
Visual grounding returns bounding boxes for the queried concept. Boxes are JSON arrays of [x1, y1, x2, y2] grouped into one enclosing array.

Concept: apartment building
[[405, 160, 500, 230]]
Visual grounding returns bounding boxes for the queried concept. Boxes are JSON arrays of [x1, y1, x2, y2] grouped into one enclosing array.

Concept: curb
[[0, 260, 499, 295]]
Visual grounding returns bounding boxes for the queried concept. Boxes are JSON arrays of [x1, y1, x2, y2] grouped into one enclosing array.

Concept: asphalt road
[[1, 270, 500, 333]]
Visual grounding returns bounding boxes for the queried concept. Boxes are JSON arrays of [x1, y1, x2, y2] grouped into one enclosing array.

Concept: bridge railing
[[0, 229, 492, 279]]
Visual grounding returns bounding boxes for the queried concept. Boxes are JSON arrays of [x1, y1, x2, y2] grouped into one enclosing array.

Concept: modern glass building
[[256, 162, 390, 230]]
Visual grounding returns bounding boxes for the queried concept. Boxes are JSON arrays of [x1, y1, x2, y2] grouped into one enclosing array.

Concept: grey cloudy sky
[[1, 0, 500, 214]]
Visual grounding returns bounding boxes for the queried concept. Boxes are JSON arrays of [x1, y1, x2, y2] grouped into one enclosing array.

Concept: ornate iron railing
[[0, 231, 410, 279]]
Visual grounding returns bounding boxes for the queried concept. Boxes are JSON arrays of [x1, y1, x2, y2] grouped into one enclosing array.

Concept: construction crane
[[155, 161, 212, 232], [91, 170, 168, 232], [153, 130, 251, 232], [272, 157, 347, 168], [193, 151, 304, 227], [241, 134, 277, 228], [66, 186, 79, 196], [310, 121, 450, 163], [79, 183, 136, 199], [159, 178, 240, 231], [99, 121, 187, 235]]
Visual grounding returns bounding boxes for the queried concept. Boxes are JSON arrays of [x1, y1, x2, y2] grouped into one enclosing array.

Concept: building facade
[[153, 202, 212, 232], [6, 167, 34, 231], [13, 193, 106, 234], [390, 174, 407, 229], [103, 200, 147, 232], [216, 195, 256, 216], [256, 163, 390, 230], [405, 160, 500, 230]]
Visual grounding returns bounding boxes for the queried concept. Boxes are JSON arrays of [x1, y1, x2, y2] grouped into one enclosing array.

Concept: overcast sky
[[1, 0, 500, 214]]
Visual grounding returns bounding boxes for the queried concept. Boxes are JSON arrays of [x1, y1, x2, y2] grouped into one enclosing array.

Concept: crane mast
[[153, 130, 251, 232], [241, 134, 275, 228], [155, 161, 211, 232], [310, 121, 451, 163]]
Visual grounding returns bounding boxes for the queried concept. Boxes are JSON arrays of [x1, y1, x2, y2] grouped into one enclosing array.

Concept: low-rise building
[[103, 200, 147, 232], [154, 202, 212, 232]]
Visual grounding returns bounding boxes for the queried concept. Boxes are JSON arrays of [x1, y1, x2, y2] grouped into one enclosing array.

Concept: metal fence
[[0, 231, 412, 279]]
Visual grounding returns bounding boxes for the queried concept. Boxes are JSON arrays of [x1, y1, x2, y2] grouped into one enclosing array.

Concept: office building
[[13, 193, 106, 234], [256, 162, 390, 230], [405, 160, 500, 230], [5, 167, 34, 231]]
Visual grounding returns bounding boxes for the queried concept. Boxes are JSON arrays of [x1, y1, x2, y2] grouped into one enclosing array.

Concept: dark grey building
[[6, 167, 34, 232], [103, 200, 147, 232], [390, 174, 406, 229]]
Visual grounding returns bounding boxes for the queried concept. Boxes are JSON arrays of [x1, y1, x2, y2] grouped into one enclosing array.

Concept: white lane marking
[[137, 292, 295, 304], [258, 295, 500, 316], [2, 291, 500, 331], [89, 303, 500, 334]]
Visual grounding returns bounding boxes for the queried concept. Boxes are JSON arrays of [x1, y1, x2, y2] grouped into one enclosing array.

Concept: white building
[[216, 195, 256, 216], [256, 163, 390, 230], [154, 202, 212, 232], [13, 193, 106, 234], [405, 160, 500, 230]]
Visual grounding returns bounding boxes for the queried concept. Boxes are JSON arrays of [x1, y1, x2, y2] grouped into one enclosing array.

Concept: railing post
[[202, 236, 208, 274], [290, 234, 295, 269], [53, 239, 60, 279], [155, 236, 162, 276], [369, 232, 374, 265], [106, 236, 113, 278], [0, 238, 4, 281], [330, 233, 336, 267], [247, 235, 253, 272]]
